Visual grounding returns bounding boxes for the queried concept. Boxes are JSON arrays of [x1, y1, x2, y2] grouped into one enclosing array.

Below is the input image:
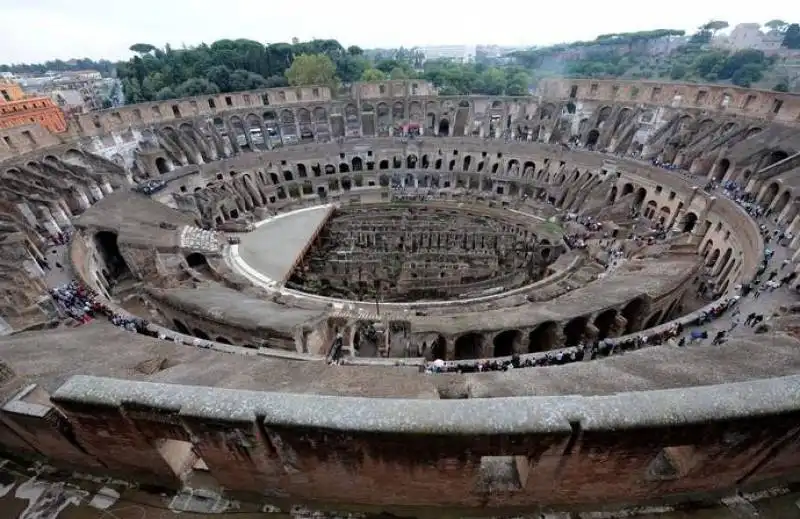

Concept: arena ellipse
[[0, 78, 799, 516]]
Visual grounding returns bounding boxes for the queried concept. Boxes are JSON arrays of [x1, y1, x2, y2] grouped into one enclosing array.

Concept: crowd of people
[[50, 281, 149, 334]]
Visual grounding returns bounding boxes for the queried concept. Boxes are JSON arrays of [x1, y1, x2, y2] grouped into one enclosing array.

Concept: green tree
[[285, 53, 339, 87], [205, 66, 232, 92], [389, 67, 408, 79], [335, 55, 368, 83], [175, 78, 220, 96], [505, 72, 530, 95], [765, 20, 788, 32], [731, 63, 764, 87], [475, 68, 506, 95], [783, 24, 800, 49], [361, 68, 386, 81], [155, 87, 177, 100], [773, 82, 789, 92], [702, 20, 730, 34], [347, 45, 364, 56], [670, 63, 688, 80], [129, 43, 156, 54]]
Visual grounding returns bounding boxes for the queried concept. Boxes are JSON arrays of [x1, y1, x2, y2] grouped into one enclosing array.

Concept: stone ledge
[[52, 374, 800, 433]]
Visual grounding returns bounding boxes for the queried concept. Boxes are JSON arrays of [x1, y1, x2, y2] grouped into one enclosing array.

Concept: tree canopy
[[3, 20, 800, 104]]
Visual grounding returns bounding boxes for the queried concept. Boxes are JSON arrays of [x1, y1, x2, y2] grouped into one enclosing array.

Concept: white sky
[[2, 0, 799, 63]]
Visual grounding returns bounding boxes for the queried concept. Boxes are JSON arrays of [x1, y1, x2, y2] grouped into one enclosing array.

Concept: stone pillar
[[101, 180, 113, 195], [788, 213, 800, 236], [689, 198, 715, 246], [38, 207, 61, 238], [50, 204, 70, 228], [16, 203, 38, 228], [89, 182, 104, 201], [73, 188, 91, 211]]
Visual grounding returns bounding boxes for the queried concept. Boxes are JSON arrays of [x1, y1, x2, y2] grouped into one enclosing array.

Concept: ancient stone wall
[[0, 374, 781, 514]]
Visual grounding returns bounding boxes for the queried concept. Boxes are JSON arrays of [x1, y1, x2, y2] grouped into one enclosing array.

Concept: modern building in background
[[0, 79, 67, 133], [419, 45, 476, 63]]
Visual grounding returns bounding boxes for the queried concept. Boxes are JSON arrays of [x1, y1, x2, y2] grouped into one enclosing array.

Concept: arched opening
[[707, 248, 721, 269], [438, 119, 450, 137], [454, 332, 483, 360], [351, 157, 363, 171], [593, 309, 618, 340], [528, 321, 559, 352], [407, 155, 417, 168], [324, 164, 336, 175], [430, 335, 446, 360], [493, 330, 520, 357], [186, 253, 209, 269], [585, 129, 600, 148], [713, 158, 730, 181], [339, 163, 350, 173], [764, 150, 789, 169], [608, 185, 618, 204], [379, 159, 389, 170], [761, 182, 780, 206], [463, 156, 472, 171], [621, 183, 634, 197], [716, 247, 733, 275], [563, 316, 589, 347], [621, 297, 647, 333], [172, 319, 190, 335], [215, 337, 232, 345], [682, 212, 698, 233], [192, 328, 210, 340], [155, 157, 170, 174], [95, 231, 130, 280], [633, 187, 647, 210], [773, 190, 791, 213]]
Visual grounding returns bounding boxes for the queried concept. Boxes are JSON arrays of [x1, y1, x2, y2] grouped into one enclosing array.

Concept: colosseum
[[0, 78, 799, 517]]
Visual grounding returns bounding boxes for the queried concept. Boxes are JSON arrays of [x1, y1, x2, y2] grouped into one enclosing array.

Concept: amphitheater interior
[[0, 78, 799, 517]]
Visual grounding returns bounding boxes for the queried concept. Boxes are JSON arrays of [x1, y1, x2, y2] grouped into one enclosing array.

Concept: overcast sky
[[2, 0, 799, 63]]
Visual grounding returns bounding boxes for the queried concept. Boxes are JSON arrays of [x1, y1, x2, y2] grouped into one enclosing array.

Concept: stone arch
[[430, 335, 446, 360], [621, 297, 648, 333], [454, 332, 483, 360], [707, 248, 721, 269], [608, 185, 618, 203], [528, 321, 558, 353], [192, 328, 210, 340], [185, 252, 209, 269], [407, 155, 418, 169], [463, 155, 472, 171], [313, 107, 327, 122], [339, 163, 350, 173], [716, 247, 733, 275], [773, 190, 791, 214], [761, 182, 780, 206], [563, 316, 589, 347], [585, 129, 600, 148], [593, 309, 618, 340], [763, 149, 789, 170], [352, 156, 363, 171], [172, 319, 190, 335], [493, 329, 520, 357], [713, 158, 730, 181], [596, 106, 612, 126], [621, 183, 634, 197], [379, 159, 389, 170], [633, 187, 647, 209], [95, 231, 130, 280], [683, 212, 698, 233], [438, 118, 450, 137], [155, 157, 170, 175]]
